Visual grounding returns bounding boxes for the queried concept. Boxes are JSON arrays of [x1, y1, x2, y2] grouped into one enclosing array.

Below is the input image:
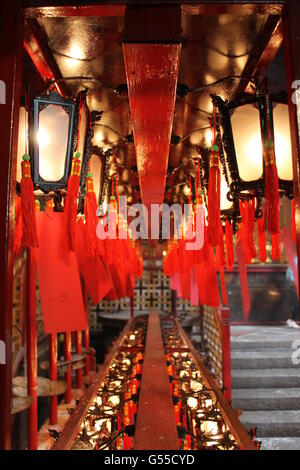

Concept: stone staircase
[[231, 325, 300, 450]]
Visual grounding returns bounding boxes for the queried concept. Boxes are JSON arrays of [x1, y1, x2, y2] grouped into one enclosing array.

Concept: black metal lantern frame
[[29, 89, 102, 203], [213, 90, 294, 205]]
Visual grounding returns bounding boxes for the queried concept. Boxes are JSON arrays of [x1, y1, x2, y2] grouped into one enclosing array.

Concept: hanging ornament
[[64, 151, 81, 251], [208, 102, 220, 247], [20, 154, 39, 248]]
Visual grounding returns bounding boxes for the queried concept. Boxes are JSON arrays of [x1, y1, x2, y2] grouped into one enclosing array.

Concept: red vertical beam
[[27, 248, 37, 450], [283, 1, 300, 305], [0, 0, 24, 449], [75, 331, 82, 389], [64, 332, 72, 404], [130, 296, 134, 318], [49, 333, 57, 425], [220, 307, 232, 403]]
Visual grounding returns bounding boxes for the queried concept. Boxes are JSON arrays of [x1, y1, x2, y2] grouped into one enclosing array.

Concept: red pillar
[[26, 249, 37, 450], [130, 296, 134, 318], [0, 0, 23, 450], [220, 307, 232, 402], [49, 333, 57, 425], [283, 0, 300, 307], [64, 332, 72, 404], [75, 331, 82, 389]]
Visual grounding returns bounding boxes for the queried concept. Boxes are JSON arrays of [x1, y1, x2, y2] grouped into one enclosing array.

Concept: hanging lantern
[[26, 89, 101, 198], [214, 90, 294, 227]]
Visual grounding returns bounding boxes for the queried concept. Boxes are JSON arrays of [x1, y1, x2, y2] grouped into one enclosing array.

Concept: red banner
[[36, 212, 87, 333]]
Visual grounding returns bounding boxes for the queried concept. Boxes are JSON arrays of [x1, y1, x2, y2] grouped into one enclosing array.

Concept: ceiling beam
[[22, 1, 284, 18], [234, 15, 283, 96], [24, 18, 70, 96]]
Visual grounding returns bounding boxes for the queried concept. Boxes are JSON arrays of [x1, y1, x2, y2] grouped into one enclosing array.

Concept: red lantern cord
[[225, 220, 234, 270], [208, 103, 221, 247], [257, 217, 267, 262], [291, 199, 296, 244], [264, 93, 280, 234]]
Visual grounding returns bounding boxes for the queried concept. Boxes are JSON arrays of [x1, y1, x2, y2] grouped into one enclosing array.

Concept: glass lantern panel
[[38, 104, 69, 182], [231, 103, 263, 182], [17, 107, 27, 183], [89, 154, 102, 203], [273, 103, 293, 181]]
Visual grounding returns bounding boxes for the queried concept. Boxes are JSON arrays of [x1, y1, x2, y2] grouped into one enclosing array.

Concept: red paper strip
[[235, 237, 251, 321], [75, 219, 113, 305], [36, 212, 87, 333]]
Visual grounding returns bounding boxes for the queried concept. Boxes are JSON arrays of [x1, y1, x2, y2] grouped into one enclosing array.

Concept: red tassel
[[64, 152, 81, 251], [84, 174, 100, 258], [291, 199, 296, 244], [257, 217, 267, 262], [14, 195, 23, 255], [272, 232, 281, 260], [225, 220, 234, 270], [264, 143, 280, 234], [20, 156, 38, 248], [208, 144, 221, 247]]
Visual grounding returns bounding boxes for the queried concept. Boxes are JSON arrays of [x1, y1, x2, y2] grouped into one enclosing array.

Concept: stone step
[[231, 339, 297, 351], [240, 410, 300, 437], [231, 350, 299, 369], [231, 368, 300, 389], [232, 388, 300, 411], [259, 437, 300, 450]]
